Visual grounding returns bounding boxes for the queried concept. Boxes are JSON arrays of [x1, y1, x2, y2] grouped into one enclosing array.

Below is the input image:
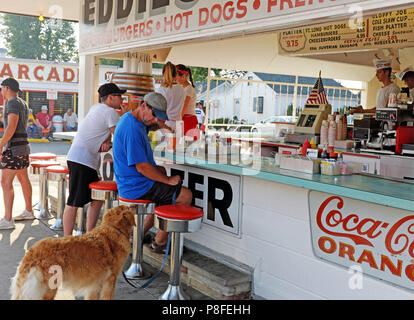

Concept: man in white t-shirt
[[63, 108, 78, 131], [63, 83, 127, 236], [349, 59, 400, 114]]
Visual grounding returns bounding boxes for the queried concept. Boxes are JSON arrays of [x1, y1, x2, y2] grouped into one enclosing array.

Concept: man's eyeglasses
[[146, 104, 157, 118]]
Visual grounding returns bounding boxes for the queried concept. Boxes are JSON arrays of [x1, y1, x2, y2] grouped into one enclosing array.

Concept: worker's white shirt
[[376, 82, 400, 108]]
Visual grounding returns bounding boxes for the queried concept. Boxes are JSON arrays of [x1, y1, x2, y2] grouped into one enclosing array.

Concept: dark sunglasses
[[146, 103, 157, 118]]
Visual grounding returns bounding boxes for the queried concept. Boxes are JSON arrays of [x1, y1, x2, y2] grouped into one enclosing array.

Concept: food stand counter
[[151, 150, 414, 299]]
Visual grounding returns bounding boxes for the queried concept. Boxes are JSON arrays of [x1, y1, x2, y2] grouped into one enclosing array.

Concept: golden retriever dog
[[10, 205, 135, 300]]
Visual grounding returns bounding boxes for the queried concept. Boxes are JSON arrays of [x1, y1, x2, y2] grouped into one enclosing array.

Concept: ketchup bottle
[[301, 137, 311, 156]]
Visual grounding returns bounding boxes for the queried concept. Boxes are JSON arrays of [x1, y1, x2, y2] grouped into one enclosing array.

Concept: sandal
[[143, 233, 153, 244], [150, 239, 169, 254]]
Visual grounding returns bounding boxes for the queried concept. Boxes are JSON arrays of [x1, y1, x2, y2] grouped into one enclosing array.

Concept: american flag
[[306, 73, 329, 105]]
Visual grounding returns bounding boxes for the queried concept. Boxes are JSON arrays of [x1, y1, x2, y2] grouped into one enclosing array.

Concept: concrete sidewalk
[[0, 143, 209, 300]]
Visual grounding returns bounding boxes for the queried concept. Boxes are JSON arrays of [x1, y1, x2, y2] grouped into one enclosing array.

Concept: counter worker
[[349, 59, 400, 114], [397, 67, 414, 99], [62, 83, 127, 236], [113, 92, 192, 253]]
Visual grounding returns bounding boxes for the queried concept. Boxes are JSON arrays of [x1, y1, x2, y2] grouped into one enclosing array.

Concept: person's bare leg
[[63, 205, 78, 236], [86, 200, 103, 232], [1, 169, 16, 221], [16, 168, 32, 212]]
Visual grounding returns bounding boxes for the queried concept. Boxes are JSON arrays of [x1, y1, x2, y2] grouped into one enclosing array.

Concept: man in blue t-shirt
[[113, 92, 192, 254]]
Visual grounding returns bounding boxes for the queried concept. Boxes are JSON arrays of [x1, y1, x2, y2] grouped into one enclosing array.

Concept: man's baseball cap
[[98, 83, 126, 97], [1, 78, 20, 92], [41, 105, 48, 111], [143, 92, 168, 120]]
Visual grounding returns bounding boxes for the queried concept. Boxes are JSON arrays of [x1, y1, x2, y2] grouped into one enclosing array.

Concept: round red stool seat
[[29, 153, 57, 160], [46, 165, 69, 174], [89, 180, 118, 191], [118, 196, 153, 204], [154, 205, 203, 221], [31, 160, 60, 168]]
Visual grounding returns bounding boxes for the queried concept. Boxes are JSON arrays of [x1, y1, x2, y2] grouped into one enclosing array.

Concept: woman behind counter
[[156, 62, 185, 131]]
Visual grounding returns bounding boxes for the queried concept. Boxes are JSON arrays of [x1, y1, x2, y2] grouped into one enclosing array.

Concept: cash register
[[285, 104, 332, 144]]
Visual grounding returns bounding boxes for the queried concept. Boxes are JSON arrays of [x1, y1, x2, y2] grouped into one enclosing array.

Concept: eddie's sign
[[80, 0, 364, 52], [309, 191, 414, 291]]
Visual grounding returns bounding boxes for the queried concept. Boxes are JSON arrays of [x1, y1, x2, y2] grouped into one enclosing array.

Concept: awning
[[0, 0, 79, 22]]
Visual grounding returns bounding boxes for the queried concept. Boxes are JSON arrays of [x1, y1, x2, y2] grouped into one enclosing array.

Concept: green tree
[[1, 13, 78, 62]]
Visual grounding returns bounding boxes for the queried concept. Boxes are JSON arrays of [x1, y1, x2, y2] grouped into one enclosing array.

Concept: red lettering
[[133, 24, 139, 38], [380, 255, 402, 277], [63, 68, 75, 82], [139, 22, 146, 37], [357, 250, 378, 269], [174, 13, 183, 30], [295, 0, 306, 6], [47, 67, 61, 82], [126, 25, 132, 40], [0, 64, 13, 78], [146, 20, 153, 36], [268, 0, 277, 12], [316, 196, 374, 246], [34, 66, 44, 81], [164, 15, 173, 32], [385, 215, 414, 258], [405, 264, 414, 282], [338, 242, 355, 261], [280, 0, 293, 10], [236, 0, 248, 18], [18, 64, 30, 80], [182, 11, 192, 28], [211, 4, 222, 23], [199, 8, 209, 26], [223, 2, 234, 21], [318, 236, 336, 254]]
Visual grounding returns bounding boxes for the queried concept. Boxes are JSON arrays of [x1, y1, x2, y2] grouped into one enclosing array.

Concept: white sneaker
[[14, 209, 35, 221], [0, 218, 15, 230]]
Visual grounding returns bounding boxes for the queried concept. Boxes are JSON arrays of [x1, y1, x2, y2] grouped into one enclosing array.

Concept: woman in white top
[[176, 64, 197, 116], [156, 62, 185, 130], [176, 64, 199, 135]]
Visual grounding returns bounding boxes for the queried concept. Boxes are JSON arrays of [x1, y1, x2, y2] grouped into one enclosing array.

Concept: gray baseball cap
[[144, 92, 167, 112]]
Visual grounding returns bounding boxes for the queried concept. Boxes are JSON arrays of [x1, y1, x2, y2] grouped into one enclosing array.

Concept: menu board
[[278, 8, 414, 55]]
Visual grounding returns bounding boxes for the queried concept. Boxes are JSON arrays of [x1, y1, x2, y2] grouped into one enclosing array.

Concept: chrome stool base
[[159, 284, 190, 300], [124, 262, 152, 280]]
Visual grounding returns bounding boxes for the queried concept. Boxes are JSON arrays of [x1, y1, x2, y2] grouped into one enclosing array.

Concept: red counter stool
[[46, 165, 69, 231], [154, 205, 204, 300], [89, 181, 118, 215], [29, 152, 57, 161], [29, 153, 57, 211], [118, 196, 155, 279], [30, 160, 60, 220]]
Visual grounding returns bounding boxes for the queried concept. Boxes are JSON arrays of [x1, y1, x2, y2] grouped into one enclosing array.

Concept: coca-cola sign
[[309, 191, 414, 291]]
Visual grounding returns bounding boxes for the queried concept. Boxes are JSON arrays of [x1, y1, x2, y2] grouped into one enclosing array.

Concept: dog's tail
[[10, 264, 48, 300]]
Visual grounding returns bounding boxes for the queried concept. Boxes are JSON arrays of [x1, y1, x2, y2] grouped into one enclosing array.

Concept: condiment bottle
[[342, 113, 347, 140], [310, 137, 317, 149], [321, 145, 328, 159], [301, 137, 311, 156]]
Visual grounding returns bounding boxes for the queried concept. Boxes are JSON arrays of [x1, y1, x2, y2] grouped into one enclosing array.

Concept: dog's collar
[[111, 225, 129, 239]]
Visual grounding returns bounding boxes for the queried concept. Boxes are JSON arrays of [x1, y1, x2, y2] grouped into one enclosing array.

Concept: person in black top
[[0, 78, 34, 229]]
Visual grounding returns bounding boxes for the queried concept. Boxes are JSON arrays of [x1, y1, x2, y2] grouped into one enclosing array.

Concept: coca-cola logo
[[317, 196, 414, 258]]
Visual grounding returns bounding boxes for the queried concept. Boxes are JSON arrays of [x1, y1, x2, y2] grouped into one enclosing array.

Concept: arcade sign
[[309, 190, 414, 291]]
